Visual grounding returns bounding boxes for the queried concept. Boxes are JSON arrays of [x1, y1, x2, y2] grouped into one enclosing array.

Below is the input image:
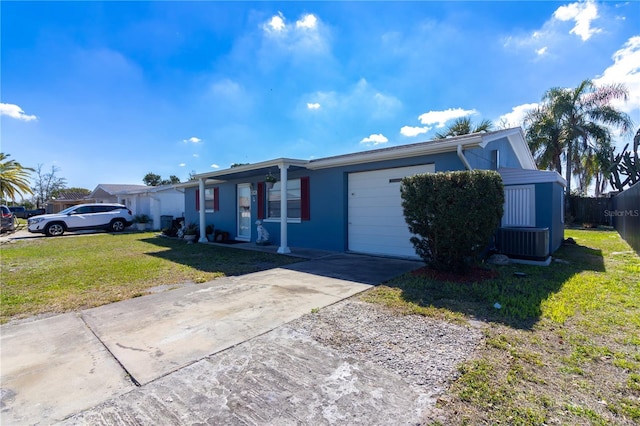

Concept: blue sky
[[2, 1, 639, 191]]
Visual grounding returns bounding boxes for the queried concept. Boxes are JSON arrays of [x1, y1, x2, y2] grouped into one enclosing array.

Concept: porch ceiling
[[194, 158, 309, 183]]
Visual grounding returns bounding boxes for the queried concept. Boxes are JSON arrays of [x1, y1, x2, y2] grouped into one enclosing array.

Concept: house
[[46, 190, 96, 214], [89, 184, 148, 204], [183, 127, 565, 261], [112, 184, 186, 230]]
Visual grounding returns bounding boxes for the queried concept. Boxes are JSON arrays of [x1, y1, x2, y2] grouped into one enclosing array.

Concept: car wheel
[[45, 222, 65, 237], [110, 219, 126, 232]]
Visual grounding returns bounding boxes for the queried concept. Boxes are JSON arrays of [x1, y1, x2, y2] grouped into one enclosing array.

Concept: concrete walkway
[[0, 252, 420, 425]]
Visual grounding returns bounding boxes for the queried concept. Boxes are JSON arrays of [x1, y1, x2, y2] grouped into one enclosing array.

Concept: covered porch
[[192, 158, 309, 254]]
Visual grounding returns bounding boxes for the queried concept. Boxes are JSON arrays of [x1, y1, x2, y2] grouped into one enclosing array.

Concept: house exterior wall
[[534, 182, 565, 253], [466, 138, 521, 170], [184, 144, 514, 251], [92, 188, 118, 204]]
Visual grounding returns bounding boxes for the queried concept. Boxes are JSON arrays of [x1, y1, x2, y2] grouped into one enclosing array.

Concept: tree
[[526, 80, 632, 203], [525, 106, 564, 175], [143, 172, 181, 186], [143, 172, 162, 186], [434, 117, 493, 139], [0, 153, 34, 201], [609, 127, 640, 191], [30, 164, 66, 208]]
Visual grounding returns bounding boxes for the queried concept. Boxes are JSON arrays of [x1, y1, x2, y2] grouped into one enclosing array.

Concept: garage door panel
[[349, 213, 408, 226], [348, 164, 434, 258], [349, 223, 411, 238]]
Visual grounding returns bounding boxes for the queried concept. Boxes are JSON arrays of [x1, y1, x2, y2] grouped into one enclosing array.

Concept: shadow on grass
[[140, 237, 302, 277], [378, 241, 605, 330]]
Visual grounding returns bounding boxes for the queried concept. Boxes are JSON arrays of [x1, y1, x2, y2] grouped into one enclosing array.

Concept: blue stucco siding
[[183, 138, 527, 251], [534, 182, 565, 253], [465, 137, 521, 170]]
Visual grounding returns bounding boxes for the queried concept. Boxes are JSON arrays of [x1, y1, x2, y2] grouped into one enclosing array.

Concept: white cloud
[[593, 36, 640, 115], [264, 12, 286, 33], [0, 103, 37, 121], [307, 102, 321, 110], [553, 1, 602, 41], [418, 108, 477, 128], [261, 12, 329, 59], [193, 154, 199, 158], [211, 79, 242, 97], [210, 164, 220, 169], [503, 1, 603, 56], [303, 78, 402, 120], [498, 103, 539, 128], [183, 137, 202, 144], [179, 163, 186, 167], [296, 14, 317, 30], [400, 126, 431, 137], [360, 134, 389, 145]]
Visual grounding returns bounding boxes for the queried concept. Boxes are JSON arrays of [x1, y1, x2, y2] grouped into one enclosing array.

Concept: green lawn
[[0, 232, 301, 323], [364, 228, 640, 425]]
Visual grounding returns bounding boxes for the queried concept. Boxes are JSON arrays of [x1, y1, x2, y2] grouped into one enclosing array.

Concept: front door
[[237, 184, 251, 241]]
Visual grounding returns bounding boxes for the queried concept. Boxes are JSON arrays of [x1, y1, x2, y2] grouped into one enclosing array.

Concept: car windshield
[[59, 206, 78, 215]]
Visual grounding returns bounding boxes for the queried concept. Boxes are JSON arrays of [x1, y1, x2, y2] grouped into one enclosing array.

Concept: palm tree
[[546, 80, 632, 198], [0, 153, 34, 202], [525, 80, 633, 207], [434, 117, 493, 139], [525, 105, 564, 174]]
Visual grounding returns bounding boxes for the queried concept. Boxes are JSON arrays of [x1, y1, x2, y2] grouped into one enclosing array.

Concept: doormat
[[216, 240, 245, 245]]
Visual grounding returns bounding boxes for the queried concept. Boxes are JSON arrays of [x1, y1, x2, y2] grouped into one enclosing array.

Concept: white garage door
[[348, 164, 435, 258]]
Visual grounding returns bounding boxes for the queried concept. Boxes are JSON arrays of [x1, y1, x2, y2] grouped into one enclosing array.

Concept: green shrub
[[401, 170, 504, 273]]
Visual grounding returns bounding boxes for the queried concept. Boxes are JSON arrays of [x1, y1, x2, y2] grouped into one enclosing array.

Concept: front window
[[268, 179, 301, 219], [204, 188, 215, 212]]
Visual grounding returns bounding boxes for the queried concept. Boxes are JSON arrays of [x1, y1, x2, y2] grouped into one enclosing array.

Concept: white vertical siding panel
[[503, 185, 535, 227]]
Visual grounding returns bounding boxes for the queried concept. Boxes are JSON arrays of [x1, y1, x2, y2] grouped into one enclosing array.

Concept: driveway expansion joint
[[79, 314, 142, 387]]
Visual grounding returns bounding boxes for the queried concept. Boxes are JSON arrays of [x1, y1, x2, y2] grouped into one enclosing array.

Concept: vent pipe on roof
[[457, 144, 473, 170]]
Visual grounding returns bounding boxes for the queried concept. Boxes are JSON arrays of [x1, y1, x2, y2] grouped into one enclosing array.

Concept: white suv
[[28, 203, 134, 237]]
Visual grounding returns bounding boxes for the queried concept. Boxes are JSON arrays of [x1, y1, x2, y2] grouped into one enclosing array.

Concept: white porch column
[[198, 178, 207, 243], [277, 163, 291, 254]]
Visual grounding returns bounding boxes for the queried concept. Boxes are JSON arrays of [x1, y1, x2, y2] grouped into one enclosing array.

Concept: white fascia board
[[307, 136, 483, 170], [192, 158, 309, 181]]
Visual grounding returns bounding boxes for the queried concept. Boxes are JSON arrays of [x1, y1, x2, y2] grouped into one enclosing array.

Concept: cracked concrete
[[1, 253, 421, 425]]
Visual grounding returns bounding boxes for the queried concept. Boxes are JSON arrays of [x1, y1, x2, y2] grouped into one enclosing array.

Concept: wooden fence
[[569, 195, 613, 226], [612, 182, 640, 255]]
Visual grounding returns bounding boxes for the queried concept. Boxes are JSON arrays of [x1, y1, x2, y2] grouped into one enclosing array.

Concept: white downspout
[[457, 144, 473, 170], [198, 178, 207, 243], [277, 163, 291, 254]]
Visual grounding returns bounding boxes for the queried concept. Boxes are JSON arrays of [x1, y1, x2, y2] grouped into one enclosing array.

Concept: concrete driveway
[[0, 253, 420, 425]]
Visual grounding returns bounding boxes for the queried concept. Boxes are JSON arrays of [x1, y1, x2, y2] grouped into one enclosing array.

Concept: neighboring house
[[183, 127, 566, 261], [46, 191, 96, 214], [113, 185, 186, 230], [88, 184, 148, 204]]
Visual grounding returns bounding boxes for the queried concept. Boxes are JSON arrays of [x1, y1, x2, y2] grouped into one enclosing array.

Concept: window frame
[[262, 176, 310, 222], [195, 187, 219, 212], [265, 178, 302, 221]]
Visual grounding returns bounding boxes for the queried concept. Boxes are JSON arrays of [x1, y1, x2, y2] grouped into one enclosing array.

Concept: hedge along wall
[[401, 170, 505, 273]]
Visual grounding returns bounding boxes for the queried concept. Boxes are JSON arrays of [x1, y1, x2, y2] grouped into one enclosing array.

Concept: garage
[[348, 164, 435, 258]]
